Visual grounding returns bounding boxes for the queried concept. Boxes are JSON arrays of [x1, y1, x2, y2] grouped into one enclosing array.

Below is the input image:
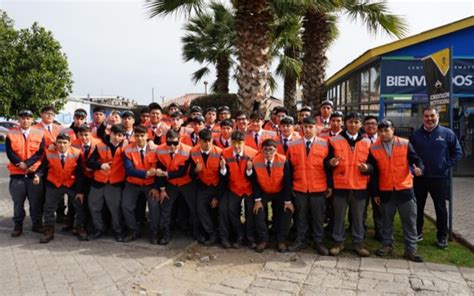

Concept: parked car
[[0, 121, 19, 142]]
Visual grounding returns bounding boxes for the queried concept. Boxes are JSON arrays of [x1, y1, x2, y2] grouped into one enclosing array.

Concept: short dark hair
[[133, 125, 148, 134], [166, 129, 180, 140], [423, 106, 439, 114], [41, 106, 56, 114], [148, 102, 163, 112], [78, 124, 91, 133], [344, 112, 362, 123], [330, 111, 344, 120], [56, 133, 70, 142], [302, 117, 316, 125], [220, 119, 234, 128], [274, 106, 288, 115], [262, 139, 278, 148], [140, 107, 150, 114], [249, 111, 264, 121], [110, 124, 125, 135], [231, 131, 245, 142], [170, 111, 183, 118], [74, 108, 87, 118], [280, 116, 295, 125], [363, 115, 379, 123], [198, 129, 212, 141], [121, 110, 134, 119], [235, 111, 247, 119], [205, 107, 217, 114], [93, 106, 106, 114], [377, 119, 395, 130]]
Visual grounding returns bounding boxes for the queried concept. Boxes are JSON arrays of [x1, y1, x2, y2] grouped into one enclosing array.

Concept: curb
[[424, 213, 474, 252]]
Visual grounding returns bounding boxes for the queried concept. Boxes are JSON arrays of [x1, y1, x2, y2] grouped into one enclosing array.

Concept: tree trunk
[[215, 55, 230, 94], [283, 47, 298, 118], [235, 0, 273, 115], [301, 11, 331, 110]]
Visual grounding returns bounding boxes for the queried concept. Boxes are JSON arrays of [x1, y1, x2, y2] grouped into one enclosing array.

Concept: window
[[361, 70, 369, 103], [369, 65, 380, 102]]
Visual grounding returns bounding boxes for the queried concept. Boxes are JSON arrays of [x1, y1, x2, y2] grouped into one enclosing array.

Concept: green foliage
[[190, 93, 239, 115], [0, 11, 73, 119]]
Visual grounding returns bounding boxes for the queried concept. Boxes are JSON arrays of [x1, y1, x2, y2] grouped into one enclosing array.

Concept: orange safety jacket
[[71, 137, 100, 179], [213, 135, 232, 149], [7, 127, 45, 175], [33, 122, 62, 147], [244, 130, 277, 150], [45, 147, 81, 188], [287, 137, 329, 193], [329, 134, 371, 190], [221, 146, 257, 197], [123, 143, 158, 186], [276, 133, 301, 155], [370, 137, 413, 191], [93, 142, 126, 184], [156, 143, 192, 187], [252, 152, 286, 194], [190, 145, 222, 187]]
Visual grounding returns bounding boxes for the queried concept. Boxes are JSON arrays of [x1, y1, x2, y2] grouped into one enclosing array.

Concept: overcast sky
[[2, 0, 473, 105]]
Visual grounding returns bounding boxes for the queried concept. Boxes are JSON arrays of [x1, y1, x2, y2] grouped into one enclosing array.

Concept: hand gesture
[[329, 157, 340, 167], [219, 156, 226, 169], [413, 164, 423, 177], [324, 188, 333, 198], [146, 168, 156, 177], [373, 196, 381, 206], [358, 163, 369, 173], [75, 193, 85, 204], [283, 202, 295, 214], [253, 200, 263, 215], [159, 189, 169, 204], [101, 163, 111, 171], [149, 189, 160, 201], [32, 175, 40, 185], [17, 162, 27, 170], [195, 159, 203, 174], [210, 198, 218, 209]]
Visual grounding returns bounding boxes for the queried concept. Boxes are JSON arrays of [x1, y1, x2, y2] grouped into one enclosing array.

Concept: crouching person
[[370, 120, 424, 262], [40, 133, 84, 243], [122, 125, 159, 243], [250, 139, 292, 253]]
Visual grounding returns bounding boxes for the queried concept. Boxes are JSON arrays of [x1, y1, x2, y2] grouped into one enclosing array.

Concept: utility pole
[[152, 87, 155, 102]]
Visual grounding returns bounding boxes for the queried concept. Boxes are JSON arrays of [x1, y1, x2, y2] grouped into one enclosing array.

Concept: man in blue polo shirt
[[409, 106, 463, 249]]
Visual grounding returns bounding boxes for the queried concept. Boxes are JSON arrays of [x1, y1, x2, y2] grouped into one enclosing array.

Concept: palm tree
[[301, 0, 408, 109], [181, 2, 235, 94]]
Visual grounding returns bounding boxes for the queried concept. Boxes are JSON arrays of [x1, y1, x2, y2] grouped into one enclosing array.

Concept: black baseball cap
[[18, 110, 34, 117], [121, 110, 134, 118]]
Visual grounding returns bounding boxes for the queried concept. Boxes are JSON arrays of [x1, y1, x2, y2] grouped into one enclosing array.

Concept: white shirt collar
[[21, 128, 30, 134], [346, 131, 358, 140], [138, 144, 147, 152], [83, 141, 91, 147], [201, 149, 210, 155], [304, 137, 314, 144], [42, 122, 52, 130]]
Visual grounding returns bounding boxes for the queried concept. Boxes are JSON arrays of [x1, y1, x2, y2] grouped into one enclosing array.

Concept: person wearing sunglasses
[[155, 129, 194, 245]]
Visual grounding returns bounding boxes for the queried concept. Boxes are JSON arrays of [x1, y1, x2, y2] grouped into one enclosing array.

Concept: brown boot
[[277, 242, 288, 253], [11, 223, 23, 238], [256, 242, 268, 253], [329, 242, 345, 256], [32, 222, 45, 234], [40, 225, 55, 244], [353, 243, 370, 257], [76, 225, 88, 241]]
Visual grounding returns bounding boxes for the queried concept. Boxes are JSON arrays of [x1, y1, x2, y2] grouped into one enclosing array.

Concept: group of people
[[6, 99, 463, 263]]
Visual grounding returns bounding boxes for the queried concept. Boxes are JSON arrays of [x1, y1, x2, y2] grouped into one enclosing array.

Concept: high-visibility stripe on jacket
[[253, 152, 286, 194], [93, 143, 126, 184], [45, 147, 81, 188], [287, 137, 329, 193], [156, 143, 192, 186], [370, 136, 413, 191], [71, 137, 100, 179], [244, 130, 277, 150], [190, 145, 222, 187], [276, 133, 301, 155], [33, 123, 61, 147], [329, 135, 371, 190], [7, 127, 44, 175], [221, 146, 257, 197], [318, 129, 341, 140], [123, 143, 158, 186]]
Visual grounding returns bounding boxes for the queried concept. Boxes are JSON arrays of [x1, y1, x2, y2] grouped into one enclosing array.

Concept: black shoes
[[123, 231, 139, 243], [313, 242, 329, 256], [11, 223, 23, 238], [159, 235, 171, 245], [221, 240, 231, 249], [150, 232, 159, 245], [436, 238, 448, 249], [115, 232, 124, 242], [92, 230, 105, 240], [32, 223, 45, 234], [39, 225, 55, 244], [288, 240, 307, 252]]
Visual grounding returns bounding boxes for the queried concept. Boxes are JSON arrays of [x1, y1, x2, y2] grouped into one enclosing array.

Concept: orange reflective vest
[[156, 143, 192, 187], [123, 144, 158, 186], [253, 152, 286, 194], [213, 136, 231, 149], [71, 138, 100, 179], [263, 120, 279, 133], [276, 133, 301, 155], [222, 146, 257, 197], [329, 134, 371, 190], [146, 122, 169, 144], [370, 137, 413, 191], [93, 143, 126, 184], [45, 147, 81, 188], [244, 130, 277, 150], [33, 123, 61, 147], [7, 127, 44, 175], [287, 137, 329, 193], [190, 145, 222, 187], [318, 129, 342, 140]]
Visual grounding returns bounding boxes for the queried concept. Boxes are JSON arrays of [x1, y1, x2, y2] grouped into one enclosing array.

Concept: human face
[[140, 113, 150, 125], [133, 132, 148, 147], [232, 140, 244, 154], [276, 112, 287, 125], [166, 137, 180, 153], [249, 118, 263, 132], [236, 116, 247, 131], [150, 109, 162, 124], [93, 112, 105, 125], [345, 118, 362, 135], [78, 131, 91, 145], [73, 115, 86, 127], [199, 138, 212, 152], [41, 111, 55, 124], [18, 116, 33, 129], [303, 123, 317, 139], [56, 139, 70, 153], [320, 105, 333, 118], [193, 122, 205, 133], [110, 132, 124, 145], [220, 126, 233, 139], [280, 124, 293, 137], [170, 116, 183, 130], [169, 107, 179, 114], [108, 113, 121, 125], [123, 116, 135, 129], [205, 111, 216, 124], [299, 111, 311, 122], [330, 117, 343, 133], [379, 127, 394, 142], [423, 109, 439, 129], [363, 119, 378, 136], [262, 146, 276, 161], [219, 112, 230, 121]]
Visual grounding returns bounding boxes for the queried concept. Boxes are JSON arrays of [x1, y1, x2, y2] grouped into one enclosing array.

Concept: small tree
[[0, 11, 73, 118]]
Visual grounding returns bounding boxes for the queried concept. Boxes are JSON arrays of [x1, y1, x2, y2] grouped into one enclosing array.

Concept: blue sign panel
[[380, 58, 474, 96]]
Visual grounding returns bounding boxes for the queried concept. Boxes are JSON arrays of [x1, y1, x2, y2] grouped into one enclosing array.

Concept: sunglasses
[[166, 141, 179, 146]]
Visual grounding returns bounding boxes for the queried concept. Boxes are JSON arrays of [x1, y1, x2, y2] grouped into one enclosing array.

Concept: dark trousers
[[122, 183, 153, 234], [9, 177, 44, 225], [414, 178, 449, 240], [255, 193, 292, 243], [74, 179, 91, 227], [219, 192, 254, 242], [44, 185, 75, 226], [196, 185, 219, 239], [332, 190, 367, 244], [160, 182, 196, 236], [294, 191, 326, 243], [88, 183, 123, 234]]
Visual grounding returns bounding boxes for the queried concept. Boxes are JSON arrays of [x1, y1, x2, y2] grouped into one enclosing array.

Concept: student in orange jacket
[[146, 102, 170, 145], [318, 111, 344, 139], [296, 106, 313, 137], [327, 112, 372, 257], [189, 129, 224, 245], [169, 111, 193, 147], [6, 110, 46, 237], [245, 111, 277, 151], [250, 139, 292, 253], [87, 124, 127, 242], [213, 119, 233, 149], [219, 131, 258, 249], [276, 116, 301, 155], [122, 125, 160, 243], [155, 129, 194, 245], [39, 133, 84, 243], [286, 116, 333, 255], [204, 107, 221, 137], [234, 111, 249, 133]]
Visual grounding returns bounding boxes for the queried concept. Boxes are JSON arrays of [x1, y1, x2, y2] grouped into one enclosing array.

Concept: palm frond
[[191, 66, 211, 84], [144, 0, 205, 19]]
